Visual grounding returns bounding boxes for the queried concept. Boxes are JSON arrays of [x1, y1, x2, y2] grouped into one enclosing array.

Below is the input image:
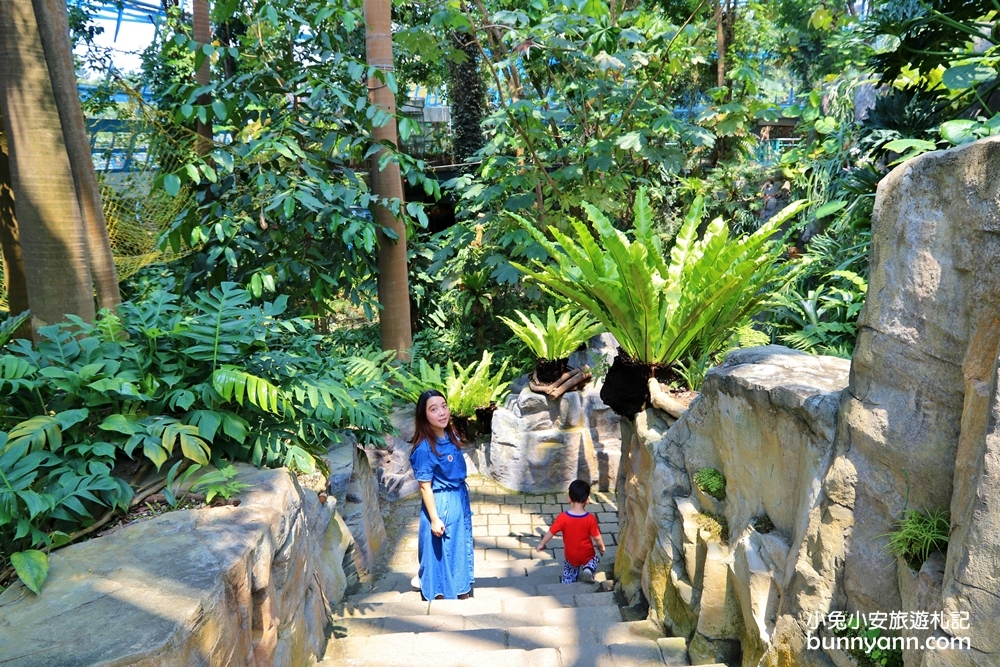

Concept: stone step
[[657, 637, 690, 665], [317, 647, 561, 667], [325, 632, 677, 666], [334, 592, 620, 621], [333, 600, 624, 630], [345, 580, 605, 605]]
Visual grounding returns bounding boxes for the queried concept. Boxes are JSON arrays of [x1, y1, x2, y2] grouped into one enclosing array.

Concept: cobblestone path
[[318, 475, 711, 666]]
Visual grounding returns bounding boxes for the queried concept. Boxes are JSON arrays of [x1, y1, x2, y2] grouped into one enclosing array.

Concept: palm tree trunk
[[0, 120, 30, 325], [193, 0, 213, 154], [33, 0, 120, 310], [364, 0, 412, 361], [0, 0, 95, 331]]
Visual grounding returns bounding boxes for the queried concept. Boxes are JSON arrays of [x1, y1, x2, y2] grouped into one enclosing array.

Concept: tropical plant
[[769, 270, 867, 358], [694, 468, 727, 501], [511, 188, 808, 367], [396, 350, 510, 419], [885, 508, 950, 571], [499, 307, 603, 362], [0, 283, 395, 594]]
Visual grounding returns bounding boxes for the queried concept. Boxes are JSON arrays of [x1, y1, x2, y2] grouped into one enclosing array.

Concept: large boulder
[[0, 463, 356, 666], [471, 333, 622, 493], [836, 137, 1000, 666], [614, 346, 850, 667], [477, 383, 621, 493]]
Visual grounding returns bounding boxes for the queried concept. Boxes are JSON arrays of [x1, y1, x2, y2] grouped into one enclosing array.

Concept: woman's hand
[[431, 517, 446, 537]]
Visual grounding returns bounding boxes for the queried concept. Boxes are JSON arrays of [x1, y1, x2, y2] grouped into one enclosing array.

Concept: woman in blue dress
[[409, 389, 475, 600]]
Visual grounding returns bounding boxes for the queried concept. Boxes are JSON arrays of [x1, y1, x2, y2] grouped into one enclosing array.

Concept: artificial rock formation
[[476, 333, 622, 493], [615, 347, 850, 667], [0, 444, 385, 666], [614, 136, 1000, 667]]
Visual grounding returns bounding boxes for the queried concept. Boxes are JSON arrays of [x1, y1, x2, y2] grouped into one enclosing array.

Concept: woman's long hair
[[410, 389, 462, 456]]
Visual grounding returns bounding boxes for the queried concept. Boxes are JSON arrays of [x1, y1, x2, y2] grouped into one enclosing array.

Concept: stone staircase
[[320, 560, 692, 666], [317, 476, 719, 667]]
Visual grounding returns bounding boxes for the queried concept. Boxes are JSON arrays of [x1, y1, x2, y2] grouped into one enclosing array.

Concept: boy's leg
[[579, 553, 600, 583], [561, 558, 580, 584]]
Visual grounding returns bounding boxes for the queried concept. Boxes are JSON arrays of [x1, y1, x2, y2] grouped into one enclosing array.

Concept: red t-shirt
[[550, 511, 600, 566]]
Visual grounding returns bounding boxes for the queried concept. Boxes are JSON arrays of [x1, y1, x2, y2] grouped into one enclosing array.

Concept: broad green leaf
[[814, 116, 837, 134], [883, 138, 937, 154], [813, 200, 847, 219], [163, 174, 181, 197], [941, 64, 996, 91], [940, 119, 983, 146], [212, 100, 228, 122], [615, 132, 643, 152], [100, 414, 139, 436], [11, 550, 49, 595]]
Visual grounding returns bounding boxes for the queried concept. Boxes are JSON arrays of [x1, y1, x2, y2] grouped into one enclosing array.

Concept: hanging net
[[0, 87, 195, 311]]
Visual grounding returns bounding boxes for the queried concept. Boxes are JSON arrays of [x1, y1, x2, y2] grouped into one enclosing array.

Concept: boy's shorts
[[561, 553, 600, 583]]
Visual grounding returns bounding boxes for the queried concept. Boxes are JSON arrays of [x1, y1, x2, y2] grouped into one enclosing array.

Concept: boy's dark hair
[[568, 480, 591, 503]]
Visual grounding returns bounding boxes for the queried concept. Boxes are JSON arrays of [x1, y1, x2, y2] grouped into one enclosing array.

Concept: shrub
[[885, 508, 950, 571], [499, 307, 603, 362], [0, 283, 394, 594], [694, 468, 727, 501], [511, 187, 807, 366], [396, 350, 510, 418]]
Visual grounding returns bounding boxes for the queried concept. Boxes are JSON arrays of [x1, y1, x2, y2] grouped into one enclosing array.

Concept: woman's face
[[425, 396, 450, 432]]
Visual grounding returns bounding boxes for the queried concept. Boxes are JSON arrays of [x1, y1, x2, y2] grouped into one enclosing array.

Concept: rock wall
[[615, 347, 850, 667], [0, 445, 384, 666], [615, 136, 1000, 667]]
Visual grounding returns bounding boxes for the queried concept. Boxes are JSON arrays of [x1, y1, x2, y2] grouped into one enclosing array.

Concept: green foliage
[[694, 468, 727, 501], [695, 512, 729, 545], [162, 462, 249, 506], [675, 323, 771, 390], [769, 269, 867, 358], [0, 312, 30, 349], [512, 188, 807, 366], [396, 351, 511, 419], [0, 283, 394, 594], [833, 617, 904, 667], [150, 0, 440, 318], [885, 508, 950, 571], [499, 307, 603, 362]]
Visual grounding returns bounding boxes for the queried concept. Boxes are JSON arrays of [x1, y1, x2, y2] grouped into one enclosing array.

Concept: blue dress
[[410, 435, 474, 599]]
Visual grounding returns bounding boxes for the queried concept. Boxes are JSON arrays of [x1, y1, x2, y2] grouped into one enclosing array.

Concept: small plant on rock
[[833, 616, 904, 667], [694, 467, 727, 501], [885, 508, 950, 571], [752, 514, 774, 534], [696, 512, 729, 545]]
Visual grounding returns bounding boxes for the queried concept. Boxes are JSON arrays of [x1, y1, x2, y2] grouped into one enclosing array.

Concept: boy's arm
[[591, 516, 605, 553], [536, 529, 556, 551]]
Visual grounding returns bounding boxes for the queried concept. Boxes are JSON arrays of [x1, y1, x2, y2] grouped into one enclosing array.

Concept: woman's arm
[[419, 481, 446, 537]]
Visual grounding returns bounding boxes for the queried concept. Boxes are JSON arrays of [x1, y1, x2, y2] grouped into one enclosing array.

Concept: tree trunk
[[192, 0, 213, 154], [715, 0, 725, 88], [0, 0, 95, 331], [0, 120, 30, 325], [33, 0, 120, 311], [364, 0, 412, 361], [449, 31, 485, 166]]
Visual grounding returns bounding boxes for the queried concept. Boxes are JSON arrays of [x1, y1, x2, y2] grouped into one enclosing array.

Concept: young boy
[[536, 480, 606, 583]]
